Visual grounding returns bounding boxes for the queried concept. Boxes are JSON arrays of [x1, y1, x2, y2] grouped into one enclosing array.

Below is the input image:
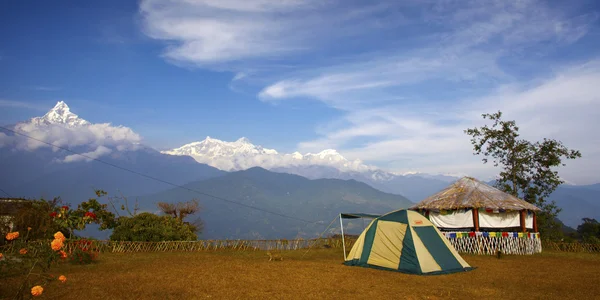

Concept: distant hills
[[550, 185, 600, 228], [134, 167, 413, 239]]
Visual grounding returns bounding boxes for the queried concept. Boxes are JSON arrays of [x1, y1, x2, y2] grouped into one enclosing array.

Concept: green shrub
[[110, 212, 198, 242]]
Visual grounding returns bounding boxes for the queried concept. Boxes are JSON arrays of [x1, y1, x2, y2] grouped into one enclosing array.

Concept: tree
[[106, 191, 140, 218], [465, 111, 581, 239], [50, 190, 117, 238], [109, 212, 197, 242], [157, 199, 203, 234], [157, 199, 200, 221], [577, 218, 600, 244]]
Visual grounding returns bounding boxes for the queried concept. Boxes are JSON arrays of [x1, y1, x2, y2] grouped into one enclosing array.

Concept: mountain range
[[1, 101, 599, 238], [161, 136, 461, 201]]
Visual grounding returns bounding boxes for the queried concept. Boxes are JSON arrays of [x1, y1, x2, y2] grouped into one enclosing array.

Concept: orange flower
[[27, 227, 32, 231], [54, 231, 66, 242], [59, 250, 68, 259], [31, 286, 43, 296], [5, 231, 19, 241], [51, 238, 64, 251], [0, 253, 3, 259], [58, 275, 67, 283], [19, 248, 27, 255]]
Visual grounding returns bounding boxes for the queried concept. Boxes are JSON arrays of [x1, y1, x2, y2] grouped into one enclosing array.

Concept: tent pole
[[340, 214, 347, 261]]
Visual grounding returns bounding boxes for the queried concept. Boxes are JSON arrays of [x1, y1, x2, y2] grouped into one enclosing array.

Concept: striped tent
[[344, 209, 474, 275]]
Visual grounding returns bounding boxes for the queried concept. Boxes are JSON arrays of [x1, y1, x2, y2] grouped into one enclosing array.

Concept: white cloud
[[138, 0, 406, 69], [61, 146, 113, 163], [9, 121, 142, 153], [259, 1, 596, 109], [139, 0, 317, 66], [232, 72, 247, 81]]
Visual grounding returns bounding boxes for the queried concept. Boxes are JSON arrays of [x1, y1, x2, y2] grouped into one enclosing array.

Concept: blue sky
[[1, 0, 600, 184]]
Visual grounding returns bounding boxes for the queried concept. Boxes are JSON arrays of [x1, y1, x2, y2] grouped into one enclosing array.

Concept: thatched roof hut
[[410, 177, 540, 232]]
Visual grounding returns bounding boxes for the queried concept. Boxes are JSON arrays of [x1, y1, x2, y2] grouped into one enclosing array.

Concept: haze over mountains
[[136, 167, 412, 239], [1, 101, 599, 238]]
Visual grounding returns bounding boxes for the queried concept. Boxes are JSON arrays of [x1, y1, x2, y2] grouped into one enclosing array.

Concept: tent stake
[[340, 213, 347, 261]]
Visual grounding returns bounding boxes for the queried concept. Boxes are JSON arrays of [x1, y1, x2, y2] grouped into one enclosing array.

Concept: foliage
[[69, 239, 100, 265], [577, 218, 600, 244], [50, 190, 117, 237], [1, 198, 67, 244], [465, 111, 581, 239], [110, 212, 198, 242], [0, 229, 68, 299]]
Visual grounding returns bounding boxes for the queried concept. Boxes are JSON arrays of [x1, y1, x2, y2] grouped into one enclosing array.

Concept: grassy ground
[[2, 249, 600, 299]]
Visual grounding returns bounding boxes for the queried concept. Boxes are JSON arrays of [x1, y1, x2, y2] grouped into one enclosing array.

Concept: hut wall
[[478, 210, 520, 228], [429, 209, 473, 228], [525, 213, 534, 228]]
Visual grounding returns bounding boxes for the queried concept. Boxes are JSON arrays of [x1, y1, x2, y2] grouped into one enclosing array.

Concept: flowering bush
[[0, 229, 68, 299], [49, 193, 116, 238], [69, 239, 100, 265]]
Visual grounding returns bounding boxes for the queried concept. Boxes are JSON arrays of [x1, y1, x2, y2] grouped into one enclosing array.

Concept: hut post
[[520, 210, 526, 232], [472, 208, 480, 231], [533, 211, 538, 232], [425, 210, 430, 219]]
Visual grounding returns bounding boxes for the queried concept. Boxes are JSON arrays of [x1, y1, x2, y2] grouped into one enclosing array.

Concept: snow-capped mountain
[[6, 101, 142, 154], [1, 101, 224, 205], [164, 137, 278, 159], [161, 137, 375, 173], [19, 101, 90, 128], [161, 137, 466, 200]]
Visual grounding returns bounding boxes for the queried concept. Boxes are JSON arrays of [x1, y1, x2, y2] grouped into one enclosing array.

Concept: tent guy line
[[0, 125, 319, 226]]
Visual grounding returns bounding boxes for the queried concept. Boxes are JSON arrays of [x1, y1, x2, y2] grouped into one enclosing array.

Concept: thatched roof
[[409, 177, 540, 211]]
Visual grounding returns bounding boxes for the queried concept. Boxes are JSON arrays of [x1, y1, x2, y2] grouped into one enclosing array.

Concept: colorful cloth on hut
[[443, 232, 539, 239]]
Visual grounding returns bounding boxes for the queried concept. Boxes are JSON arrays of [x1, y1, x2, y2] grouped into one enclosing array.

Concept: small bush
[[69, 239, 100, 265], [110, 212, 197, 242]]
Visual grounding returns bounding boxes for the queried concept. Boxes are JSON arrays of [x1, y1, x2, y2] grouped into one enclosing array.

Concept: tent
[[341, 209, 474, 275]]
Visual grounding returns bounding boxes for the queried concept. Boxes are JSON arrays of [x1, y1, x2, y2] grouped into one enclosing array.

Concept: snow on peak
[[236, 137, 252, 144], [309, 149, 343, 160], [29, 101, 90, 127], [162, 137, 373, 173], [161, 136, 279, 169], [291, 151, 304, 160]]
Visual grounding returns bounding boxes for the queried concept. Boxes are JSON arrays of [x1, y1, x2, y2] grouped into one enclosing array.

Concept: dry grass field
[[2, 249, 600, 299]]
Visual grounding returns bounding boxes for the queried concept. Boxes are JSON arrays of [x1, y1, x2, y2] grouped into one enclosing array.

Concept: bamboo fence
[[0, 238, 352, 254], [444, 235, 543, 255], [542, 241, 600, 252], [2, 237, 599, 254], [76, 237, 355, 253]]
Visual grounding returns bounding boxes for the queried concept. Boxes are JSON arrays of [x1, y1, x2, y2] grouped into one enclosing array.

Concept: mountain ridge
[[134, 166, 414, 239]]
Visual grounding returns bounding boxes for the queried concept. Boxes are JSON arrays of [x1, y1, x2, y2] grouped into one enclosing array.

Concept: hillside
[[551, 185, 600, 228], [134, 167, 414, 239]]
